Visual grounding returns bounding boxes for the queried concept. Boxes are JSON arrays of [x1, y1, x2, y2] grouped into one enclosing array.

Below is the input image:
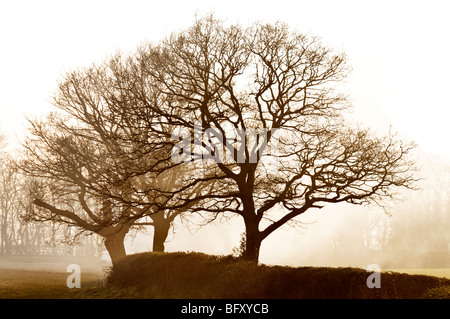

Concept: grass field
[[0, 269, 107, 299], [0, 256, 112, 299], [0, 254, 449, 299]]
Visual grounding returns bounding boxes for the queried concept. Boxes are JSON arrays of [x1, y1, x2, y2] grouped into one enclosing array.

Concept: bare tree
[[121, 16, 417, 262], [17, 53, 209, 262]]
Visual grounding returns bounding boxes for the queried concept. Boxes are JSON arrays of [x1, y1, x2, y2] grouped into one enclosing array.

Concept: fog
[[1, 1, 450, 271], [126, 150, 450, 269]]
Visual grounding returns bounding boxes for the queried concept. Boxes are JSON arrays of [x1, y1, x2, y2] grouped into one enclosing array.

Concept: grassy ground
[[0, 253, 449, 299], [0, 269, 104, 299], [0, 256, 113, 299]]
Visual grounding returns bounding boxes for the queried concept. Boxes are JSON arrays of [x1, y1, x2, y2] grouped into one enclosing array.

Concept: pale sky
[[1, 0, 450, 156]]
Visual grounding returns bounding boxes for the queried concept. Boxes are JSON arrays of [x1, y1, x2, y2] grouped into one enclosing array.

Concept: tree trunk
[[150, 212, 171, 252], [242, 215, 262, 263], [104, 232, 127, 266], [152, 220, 171, 252]]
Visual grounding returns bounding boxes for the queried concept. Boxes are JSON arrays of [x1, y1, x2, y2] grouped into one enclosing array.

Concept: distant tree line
[[382, 153, 450, 267], [317, 152, 450, 268], [0, 135, 102, 257]]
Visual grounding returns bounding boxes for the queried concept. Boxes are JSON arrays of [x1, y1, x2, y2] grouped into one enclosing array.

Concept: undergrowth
[[106, 251, 450, 299]]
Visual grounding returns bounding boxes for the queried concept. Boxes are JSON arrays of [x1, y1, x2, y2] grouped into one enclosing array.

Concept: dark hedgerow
[[106, 252, 450, 299]]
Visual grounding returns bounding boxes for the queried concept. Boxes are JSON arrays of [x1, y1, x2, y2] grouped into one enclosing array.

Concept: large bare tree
[[120, 16, 416, 262]]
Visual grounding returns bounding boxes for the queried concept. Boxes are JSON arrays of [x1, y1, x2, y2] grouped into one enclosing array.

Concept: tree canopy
[[19, 15, 416, 263]]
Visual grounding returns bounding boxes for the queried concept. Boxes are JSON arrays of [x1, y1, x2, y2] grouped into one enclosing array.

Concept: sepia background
[[0, 0, 449, 269]]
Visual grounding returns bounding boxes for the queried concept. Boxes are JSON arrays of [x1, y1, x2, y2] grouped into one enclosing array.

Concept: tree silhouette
[[18, 15, 417, 264], [16, 58, 177, 263], [122, 16, 417, 262], [17, 53, 212, 263]]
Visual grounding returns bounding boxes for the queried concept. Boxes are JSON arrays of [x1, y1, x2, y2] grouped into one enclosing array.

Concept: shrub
[[106, 252, 450, 299]]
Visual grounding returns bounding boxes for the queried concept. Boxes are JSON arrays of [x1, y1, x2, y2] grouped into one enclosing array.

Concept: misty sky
[[1, 0, 449, 266], [1, 0, 450, 156]]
